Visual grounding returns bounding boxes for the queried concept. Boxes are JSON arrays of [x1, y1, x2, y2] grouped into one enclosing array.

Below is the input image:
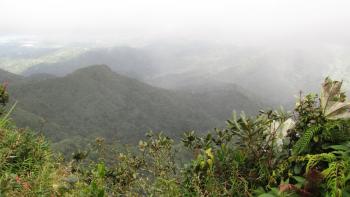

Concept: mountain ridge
[[0, 65, 263, 154]]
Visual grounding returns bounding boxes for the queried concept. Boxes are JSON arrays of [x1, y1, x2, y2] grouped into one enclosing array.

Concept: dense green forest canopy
[[1, 77, 350, 196], [0, 65, 263, 155]]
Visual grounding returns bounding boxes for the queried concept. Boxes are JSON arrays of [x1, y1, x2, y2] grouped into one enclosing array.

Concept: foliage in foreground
[[1, 77, 350, 196]]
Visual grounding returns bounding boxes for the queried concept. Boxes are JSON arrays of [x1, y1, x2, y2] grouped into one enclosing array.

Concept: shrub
[[1, 78, 350, 196]]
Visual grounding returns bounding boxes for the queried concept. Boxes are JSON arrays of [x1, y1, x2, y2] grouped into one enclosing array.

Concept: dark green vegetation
[[0, 65, 262, 155], [1, 77, 350, 196]]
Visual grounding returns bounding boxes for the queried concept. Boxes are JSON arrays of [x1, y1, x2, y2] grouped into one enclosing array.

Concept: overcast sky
[[1, 0, 350, 45]]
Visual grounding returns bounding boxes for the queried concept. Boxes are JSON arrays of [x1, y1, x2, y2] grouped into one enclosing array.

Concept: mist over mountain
[[2, 1, 350, 195], [23, 47, 156, 79], [0, 0, 349, 158], [2, 40, 349, 107], [0, 65, 262, 153]]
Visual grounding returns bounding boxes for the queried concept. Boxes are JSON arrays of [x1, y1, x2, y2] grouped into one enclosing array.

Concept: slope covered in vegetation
[[0, 65, 263, 155], [1, 78, 350, 196]]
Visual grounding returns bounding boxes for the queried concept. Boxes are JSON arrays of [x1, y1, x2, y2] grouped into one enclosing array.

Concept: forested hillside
[[1, 77, 350, 196], [1, 0, 349, 196], [0, 65, 262, 154]]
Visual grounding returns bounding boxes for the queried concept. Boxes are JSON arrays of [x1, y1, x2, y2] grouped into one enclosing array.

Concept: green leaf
[[293, 176, 306, 184], [98, 189, 105, 197], [258, 194, 277, 197], [97, 163, 106, 178], [293, 164, 302, 174]]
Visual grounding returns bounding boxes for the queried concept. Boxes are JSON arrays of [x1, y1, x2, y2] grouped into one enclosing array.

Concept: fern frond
[[322, 161, 348, 197], [293, 125, 321, 155], [306, 153, 336, 173]]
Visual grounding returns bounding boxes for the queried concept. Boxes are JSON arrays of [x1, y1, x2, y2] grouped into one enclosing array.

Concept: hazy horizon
[[1, 0, 350, 106], [1, 0, 350, 46]]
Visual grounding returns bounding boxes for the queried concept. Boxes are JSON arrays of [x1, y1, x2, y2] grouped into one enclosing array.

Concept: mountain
[[0, 68, 24, 83], [144, 42, 350, 105], [0, 65, 263, 154], [12, 65, 215, 141], [23, 47, 156, 79], [179, 81, 267, 120], [4, 41, 350, 107], [0, 46, 88, 74]]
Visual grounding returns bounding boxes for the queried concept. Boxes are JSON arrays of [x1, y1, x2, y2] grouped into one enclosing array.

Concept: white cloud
[[0, 0, 349, 44]]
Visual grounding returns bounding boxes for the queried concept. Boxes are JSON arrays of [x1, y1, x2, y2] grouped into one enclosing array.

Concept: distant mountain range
[[2, 40, 349, 155], [23, 47, 156, 79], [0, 65, 263, 154], [2, 41, 349, 106]]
